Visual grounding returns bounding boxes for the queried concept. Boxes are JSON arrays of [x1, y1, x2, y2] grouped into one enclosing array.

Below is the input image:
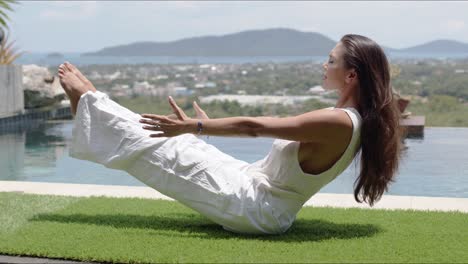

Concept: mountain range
[[82, 28, 468, 57]]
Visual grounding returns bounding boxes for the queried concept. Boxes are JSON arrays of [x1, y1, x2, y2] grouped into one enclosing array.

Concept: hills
[[83, 28, 336, 57], [82, 28, 468, 57], [399, 39, 468, 54]]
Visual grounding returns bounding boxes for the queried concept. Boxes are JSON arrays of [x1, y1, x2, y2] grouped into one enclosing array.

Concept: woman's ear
[[345, 68, 358, 85]]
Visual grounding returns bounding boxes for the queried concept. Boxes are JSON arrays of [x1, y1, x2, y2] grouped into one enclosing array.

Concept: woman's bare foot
[[64, 61, 97, 92], [58, 63, 92, 116]]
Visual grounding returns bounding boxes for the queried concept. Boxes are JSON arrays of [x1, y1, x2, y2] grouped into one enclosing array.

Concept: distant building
[[200, 94, 336, 106], [308, 85, 326, 95], [133, 81, 153, 90], [172, 87, 194, 96], [175, 65, 192, 71], [110, 84, 132, 97], [156, 74, 169, 79], [274, 90, 286, 96], [105, 71, 121, 80], [194, 82, 217, 89], [89, 71, 102, 79], [205, 82, 217, 88]]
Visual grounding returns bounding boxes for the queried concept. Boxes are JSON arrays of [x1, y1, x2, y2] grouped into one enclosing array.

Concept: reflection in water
[[0, 121, 156, 186], [0, 122, 67, 181], [1, 122, 467, 198], [0, 133, 25, 181]]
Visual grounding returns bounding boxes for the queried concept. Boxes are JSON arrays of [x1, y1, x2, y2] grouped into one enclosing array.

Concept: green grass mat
[[0, 192, 466, 263]]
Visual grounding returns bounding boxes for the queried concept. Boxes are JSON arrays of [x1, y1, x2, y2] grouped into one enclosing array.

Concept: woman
[[58, 34, 403, 235]]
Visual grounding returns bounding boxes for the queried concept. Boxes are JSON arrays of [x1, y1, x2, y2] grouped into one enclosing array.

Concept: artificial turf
[[0, 192, 466, 263]]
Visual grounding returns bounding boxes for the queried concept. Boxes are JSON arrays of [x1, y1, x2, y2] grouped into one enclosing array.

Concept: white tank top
[[244, 107, 362, 231]]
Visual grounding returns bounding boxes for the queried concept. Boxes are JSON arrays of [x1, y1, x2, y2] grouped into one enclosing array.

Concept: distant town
[[47, 61, 339, 106], [43, 56, 468, 126], [44, 56, 468, 105]]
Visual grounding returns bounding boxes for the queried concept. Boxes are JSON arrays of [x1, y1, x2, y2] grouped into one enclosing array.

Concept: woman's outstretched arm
[[186, 109, 349, 143], [140, 96, 350, 143]]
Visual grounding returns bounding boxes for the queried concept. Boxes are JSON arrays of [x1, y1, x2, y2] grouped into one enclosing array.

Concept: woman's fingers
[[168, 96, 184, 119], [140, 114, 172, 124], [193, 101, 204, 113], [193, 101, 209, 119], [139, 118, 160, 126], [141, 113, 166, 120], [141, 120, 174, 128], [168, 96, 188, 120], [142, 125, 161, 131], [140, 110, 188, 138]]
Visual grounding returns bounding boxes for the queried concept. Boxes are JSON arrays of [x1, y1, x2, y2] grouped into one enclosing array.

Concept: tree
[[0, 0, 17, 29], [0, 0, 22, 65], [0, 30, 23, 64], [389, 64, 401, 79]]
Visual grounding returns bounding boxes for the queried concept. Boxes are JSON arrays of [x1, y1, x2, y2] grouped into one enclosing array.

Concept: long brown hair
[[340, 34, 404, 206]]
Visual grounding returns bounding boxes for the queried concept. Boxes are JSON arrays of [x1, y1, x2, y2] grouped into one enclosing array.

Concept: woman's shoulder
[[307, 107, 354, 143], [323, 107, 356, 138], [327, 107, 361, 141]]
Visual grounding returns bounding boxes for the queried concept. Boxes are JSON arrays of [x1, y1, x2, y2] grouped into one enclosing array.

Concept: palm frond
[[3, 50, 24, 64], [0, 28, 23, 64], [0, 0, 18, 28], [0, 9, 8, 19], [0, 1, 14, 12], [3, 36, 15, 50], [0, 14, 7, 28]]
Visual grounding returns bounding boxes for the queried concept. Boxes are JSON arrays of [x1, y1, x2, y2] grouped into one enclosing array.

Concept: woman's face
[[322, 42, 348, 92]]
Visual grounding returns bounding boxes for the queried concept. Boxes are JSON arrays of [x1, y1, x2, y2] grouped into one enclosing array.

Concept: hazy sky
[[6, 1, 468, 53]]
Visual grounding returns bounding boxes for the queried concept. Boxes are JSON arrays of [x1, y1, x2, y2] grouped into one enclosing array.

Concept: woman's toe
[[64, 63, 73, 72]]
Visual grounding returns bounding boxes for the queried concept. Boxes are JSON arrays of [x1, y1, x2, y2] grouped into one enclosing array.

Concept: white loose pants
[[70, 91, 285, 234]]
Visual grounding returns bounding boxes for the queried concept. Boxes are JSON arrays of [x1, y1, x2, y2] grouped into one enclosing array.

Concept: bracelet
[[196, 120, 209, 140], [197, 120, 203, 135]]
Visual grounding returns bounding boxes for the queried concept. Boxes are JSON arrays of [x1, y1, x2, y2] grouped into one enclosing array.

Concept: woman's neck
[[335, 85, 360, 110], [335, 94, 359, 109]]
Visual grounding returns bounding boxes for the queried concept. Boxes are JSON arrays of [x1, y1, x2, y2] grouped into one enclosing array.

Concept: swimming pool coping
[[1, 181, 467, 213]]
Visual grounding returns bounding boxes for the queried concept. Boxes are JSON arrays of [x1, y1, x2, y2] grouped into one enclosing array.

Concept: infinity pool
[[1, 121, 467, 198]]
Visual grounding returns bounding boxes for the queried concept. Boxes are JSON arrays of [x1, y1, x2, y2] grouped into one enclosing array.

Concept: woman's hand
[[193, 101, 210, 120], [139, 97, 208, 137], [164, 101, 209, 120]]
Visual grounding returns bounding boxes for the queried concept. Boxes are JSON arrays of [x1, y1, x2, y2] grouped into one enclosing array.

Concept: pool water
[[1, 121, 467, 198]]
